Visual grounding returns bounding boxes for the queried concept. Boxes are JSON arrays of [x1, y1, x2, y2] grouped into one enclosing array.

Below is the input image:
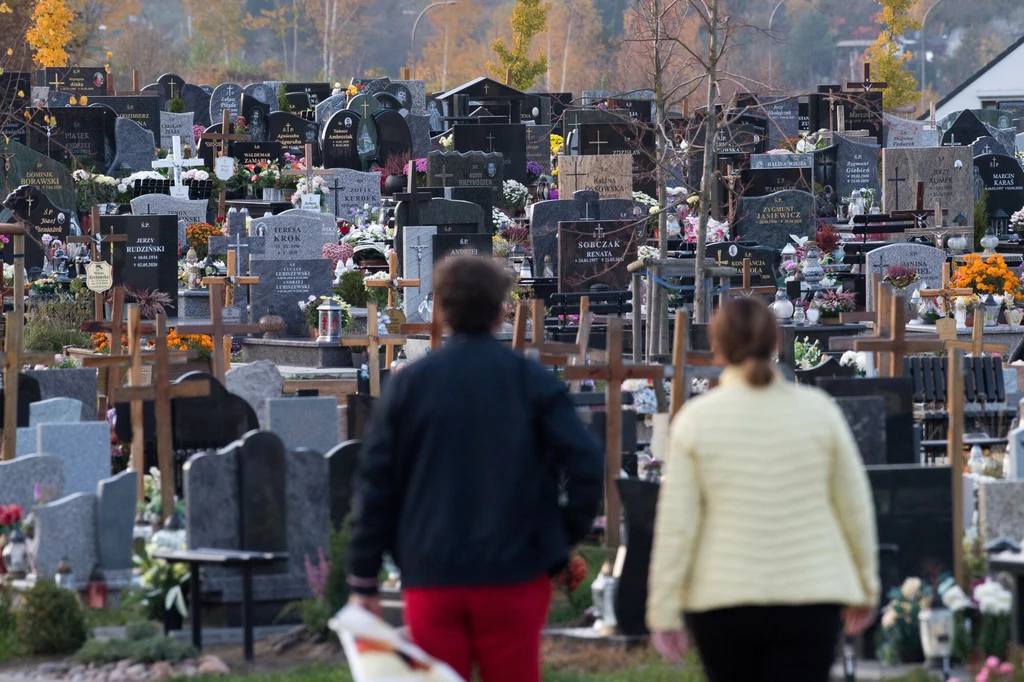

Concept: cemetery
[[2, 1, 1024, 681]]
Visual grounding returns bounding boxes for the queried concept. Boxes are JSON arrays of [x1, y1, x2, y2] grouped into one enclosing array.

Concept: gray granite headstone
[[250, 259, 334, 337], [835, 135, 881, 199], [244, 83, 278, 113], [130, 194, 209, 226], [881, 146, 975, 224], [226, 207, 249, 237], [159, 112, 195, 154], [1008, 426, 1024, 479], [390, 80, 427, 115], [864, 243, 948, 309], [834, 396, 887, 466], [326, 441, 360, 528], [29, 398, 82, 427], [184, 449, 239, 579], [403, 226, 438, 323], [0, 454, 64, 511], [24, 367, 97, 421], [110, 118, 156, 174], [327, 168, 382, 218], [30, 492, 97, 585], [884, 113, 937, 148], [978, 480, 1024, 544], [734, 190, 815, 251], [527, 191, 636, 278], [266, 397, 340, 454], [181, 83, 212, 128], [408, 114, 431, 159], [225, 361, 284, 430], [96, 470, 137, 571], [249, 209, 338, 260], [284, 447, 330, 582], [37, 421, 111, 496], [315, 94, 348, 124], [209, 83, 243, 124]]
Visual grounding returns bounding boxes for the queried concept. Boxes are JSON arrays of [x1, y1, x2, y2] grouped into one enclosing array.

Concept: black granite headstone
[[817, 377, 916, 465], [321, 110, 362, 170], [3, 185, 77, 271], [232, 141, 285, 166], [101, 214, 180, 317], [705, 242, 778, 287], [236, 431, 288, 558], [975, 153, 1024, 219], [432, 233, 493, 265], [325, 440, 361, 528], [44, 67, 108, 96], [267, 111, 320, 165], [89, 95, 162, 146], [453, 123, 528, 185], [557, 219, 637, 293], [27, 107, 109, 168], [374, 109, 412, 168], [241, 94, 270, 143]]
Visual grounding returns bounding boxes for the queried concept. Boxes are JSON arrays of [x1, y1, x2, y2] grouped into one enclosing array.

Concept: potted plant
[[1004, 294, 1024, 327], [974, 579, 1012, 660], [816, 289, 856, 325], [381, 153, 411, 196], [877, 577, 933, 664], [135, 531, 189, 633], [883, 263, 919, 291], [502, 179, 529, 214], [953, 253, 1021, 299]]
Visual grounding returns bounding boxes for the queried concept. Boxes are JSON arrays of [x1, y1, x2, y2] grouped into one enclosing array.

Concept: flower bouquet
[[792, 337, 823, 370], [954, 253, 1021, 295], [502, 179, 529, 212], [974, 579, 1013, 659], [817, 289, 856, 323], [877, 577, 933, 664], [883, 264, 919, 290], [839, 351, 867, 377]]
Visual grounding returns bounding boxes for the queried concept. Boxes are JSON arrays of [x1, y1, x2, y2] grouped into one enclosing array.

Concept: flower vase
[[262, 188, 283, 202], [966, 313, 975, 328], [383, 174, 407, 196], [308, 326, 319, 340], [1006, 310, 1023, 327], [820, 315, 841, 326]]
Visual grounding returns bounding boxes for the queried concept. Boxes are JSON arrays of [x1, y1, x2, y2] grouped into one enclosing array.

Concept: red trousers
[[404, 575, 552, 682]]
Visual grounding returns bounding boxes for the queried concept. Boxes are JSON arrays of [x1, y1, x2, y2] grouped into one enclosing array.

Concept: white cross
[[152, 135, 204, 194]]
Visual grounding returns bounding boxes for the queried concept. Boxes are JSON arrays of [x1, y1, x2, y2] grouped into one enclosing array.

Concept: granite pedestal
[[181, 289, 211, 320]]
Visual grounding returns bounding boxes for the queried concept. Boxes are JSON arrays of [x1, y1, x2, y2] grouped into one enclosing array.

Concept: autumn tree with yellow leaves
[[25, 0, 74, 68], [487, 0, 550, 90], [865, 0, 920, 110]]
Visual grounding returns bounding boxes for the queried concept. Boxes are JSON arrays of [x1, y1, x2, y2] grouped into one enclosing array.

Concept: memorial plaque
[[250, 259, 334, 337], [321, 110, 361, 170], [431, 233, 493, 265], [267, 112, 320, 165], [101, 214, 179, 317], [558, 155, 632, 199], [884, 113, 937, 149], [735, 190, 815, 251], [44, 67, 108, 96], [762, 97, 800, 150], [706, 242, 778, 287], [27, 107, 108, 169], [284, 83, 331, 109], [557, 219, 637, 293], [975, 153, 1024, 221], [231, 141, 284, 166], [882, 146, 975, 225], [835, 135, 881, 199], [241, 94, 270, 142], [0, 138, 75, 213], [427, 151, 504, 201]]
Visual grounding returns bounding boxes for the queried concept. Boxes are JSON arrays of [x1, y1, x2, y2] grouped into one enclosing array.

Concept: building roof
[[921, 33, 1024, 120]]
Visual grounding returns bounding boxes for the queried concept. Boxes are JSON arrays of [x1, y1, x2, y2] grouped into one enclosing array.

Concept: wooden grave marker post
[[365, 252, 421, 367], [919, 263, 973, 340], [340, 303, 407, 398], [563, 318, 664, 548], [201, 110, 248, 219], [846, 289, 943, 376], [726, 257, 777, 298], [948, 347, 967, 589], [942, 309, 1009, 356]]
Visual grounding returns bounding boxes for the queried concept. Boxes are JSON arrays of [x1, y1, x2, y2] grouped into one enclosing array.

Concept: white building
[[929, 35, 1024, 120]]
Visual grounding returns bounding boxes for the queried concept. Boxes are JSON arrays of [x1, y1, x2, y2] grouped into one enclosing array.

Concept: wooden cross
[[669, 309, 716, 418], [394, 161, 434, 225], [399, 312, 444, 353], [567, 296, 594, 392], [68, 206, 128, 321], [340, 303, 407, 398], [511, 300, 581, 366], [563, 318, 664, 548], [727, 258, 776, 298], [831, 276, 892, 374], [0, 312, 61, 460], [201, 109, 248, 161], [919, 263, 972, 333], [365, 252, 421, 367], [281, 143, 332, 211], [846, 63, 888, 93], [83, 309, 210, 516], [185, 249, 261, 383], [891, 181, 931, 229], [943, 309, 1009, 357], [112, 70, 159, 97], [844, 288, 943, 377], [947, 346, 967, 589], [79, 287, 149, 416]]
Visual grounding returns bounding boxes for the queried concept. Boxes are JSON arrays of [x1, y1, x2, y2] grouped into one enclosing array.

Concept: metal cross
[[48, 73, 65, 92], [594, 225, 605, 238], [591, 130, 608, 155], [486, 132, 496, 152], [410, 234, 430, 280], [359, 99, 371, 118], [151, 135, 204, 192], [433, 164, 454, 187]]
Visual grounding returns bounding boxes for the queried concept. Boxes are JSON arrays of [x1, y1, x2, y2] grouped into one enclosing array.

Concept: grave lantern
[[87, 566, 108, 608], [781, 243, 799, 272], [317, 298, 343, 343], [918, 608, 953, 678], [989, 209, 1010, 239]]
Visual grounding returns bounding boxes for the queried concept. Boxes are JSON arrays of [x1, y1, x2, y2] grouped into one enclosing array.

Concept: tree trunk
[[292, 0, 300, 79], [694, 0, 720, 325], [560, 9, 573, 93], [654, 0, 669, 357]]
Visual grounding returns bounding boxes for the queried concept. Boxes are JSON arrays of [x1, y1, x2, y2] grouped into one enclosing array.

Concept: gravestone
[[44, 66, 107, 96], [110, 118, 156, 174], [453, 123, 528, 185], [321, 110, 361, 170], [95, 470, 137, 571], [762, 97, 801, 150], [285, 83, 332, 109], [881, 146, 975, 225], [834, 396, 888, 466], [558, 155, 632, 199], [942, 110, 994, 148], [427, 151, 504, 202], [384, 83, 413, 112], [156, 73, 187, 100], [528, 191, 635, 279], [390, 80, 427, 115], [209, 83, 243, 125], [705, 243, 778, 287], [746, 153, 813, 196], [444, 187, 494, 234], [159, 112, 195, 156], [225, 361, 284, 430], [28, 107, 108, 169], [241, 95, 270, 142], [818, 378, 916, 466], [24, 368, 97, 421], [267, 111, 321, 165], [558, 219, 637, 293], [231, 141, 284, 166], [327, 168, 381, 219], [524, 125, 551, 175], [129, 194, 208, 226], [30, 492, 97, 584], [408, 114, 431, 159], [326, 441, 361, 528], [244, 83, 278, 112], [29, 398, 83, 427], [37, 421, 110, 496], [394, 198, 485, 268], [249, 210, 337, 261], [285, 91, 311, 115], [374, 92, 404, 113], [864, 243, 947, 309], [250, 259, 334, 337], [140, 83, 168, 111], [374, 110, 412, 167], [972, 136, 1010, 158], [315, 94, 348, 124], [101, 214, 180, 317], [835, 135, 881, 200], [884, 113, 937, 149], [432, 233, 494, 265], [978, 480, 1024, 543], [735, 190, 815, 250], [265, 396, 339, 454], [90, 95, 161, 146], [180, 84, 212, 128], [0, 139, 75, 216], [403, 226, 438, 323], [0, 455, 64, 511], [347, 94, 382, 121], [974, 153, 1024, 219], [238, 433, 287, 556], [3, 185, 78, 271]]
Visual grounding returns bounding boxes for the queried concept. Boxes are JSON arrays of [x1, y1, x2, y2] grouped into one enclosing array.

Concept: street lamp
[[920, 0, 947, 117], [767, 0, 788, 93], [411, 1, 458, 81]]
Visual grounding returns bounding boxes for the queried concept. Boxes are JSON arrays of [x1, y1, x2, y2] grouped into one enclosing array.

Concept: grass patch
[[548, 546, 610, 626], [182, 665, 353, 682]]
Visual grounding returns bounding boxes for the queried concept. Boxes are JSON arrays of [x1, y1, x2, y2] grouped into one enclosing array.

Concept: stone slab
[[265, 397, 340, 455]]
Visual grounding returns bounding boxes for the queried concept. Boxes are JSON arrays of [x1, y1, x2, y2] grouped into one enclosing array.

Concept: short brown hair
[[434, 256, 511, 334], [709, 297, 778, 387]]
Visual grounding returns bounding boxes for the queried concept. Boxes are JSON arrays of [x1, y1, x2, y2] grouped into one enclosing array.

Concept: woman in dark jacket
[[347, 256, 603, 682]]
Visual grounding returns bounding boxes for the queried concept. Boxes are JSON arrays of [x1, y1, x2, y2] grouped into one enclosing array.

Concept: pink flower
[[998, 663, 1014, 675], [987, 657, 1001, 669], [976, 668, 989, 682]]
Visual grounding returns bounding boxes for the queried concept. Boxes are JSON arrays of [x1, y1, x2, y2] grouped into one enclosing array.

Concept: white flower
[[72, 169, 91, 182], [308, 295, 317, 302], [648, 206, 658, 215], [881, 608, 897, 629], [117, 182, 128, 194], [901, 577, 922, 600]]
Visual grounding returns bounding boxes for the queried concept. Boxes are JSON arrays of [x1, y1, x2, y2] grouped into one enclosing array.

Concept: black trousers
[[686, 604, 842, 682]]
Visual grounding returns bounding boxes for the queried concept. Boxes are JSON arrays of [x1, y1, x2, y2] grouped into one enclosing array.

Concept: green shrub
[[75, 635, 197, 665], [17, 580, 88, 655], [975, 189, 989, 251], [0, 586, 22, 663], [335, 269, 368, 308], [168, 96, 186, 114], [124, 620, 161, 642], [277, 84, 291, 113], [24, 296, 93, 352]]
